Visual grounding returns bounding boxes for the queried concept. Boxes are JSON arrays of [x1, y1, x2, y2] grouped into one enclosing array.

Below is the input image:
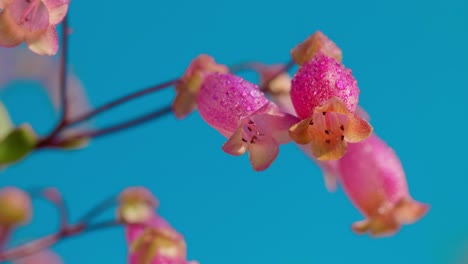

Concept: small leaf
[[0, 102, 13, 139], [0, 124, 37, 166]]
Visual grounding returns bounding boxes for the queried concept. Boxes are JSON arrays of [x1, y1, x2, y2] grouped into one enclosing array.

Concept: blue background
[[1, 0, 467, 263]]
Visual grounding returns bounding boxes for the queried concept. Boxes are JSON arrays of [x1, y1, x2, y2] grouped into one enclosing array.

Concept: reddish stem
[[65, 78, 179, 127], [48, 105, 173, 147], [0, 221, 120, 262]]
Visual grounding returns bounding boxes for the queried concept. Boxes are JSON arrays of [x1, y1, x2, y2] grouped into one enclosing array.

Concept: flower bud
[[0, 187, 32, 227]]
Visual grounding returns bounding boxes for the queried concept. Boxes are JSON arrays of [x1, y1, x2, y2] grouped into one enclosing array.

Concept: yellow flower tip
[[351, 216, 400, 237], [117, 187, 158, 224], [0, 187, 32, 227], [291, 31, 343, 66]]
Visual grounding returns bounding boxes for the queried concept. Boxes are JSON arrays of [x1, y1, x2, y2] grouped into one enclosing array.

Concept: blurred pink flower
[[289, 52, 372, 160], [197, 72, 299, 171], [0, 0, 69, 55], [337, 134, 429, 237], [125, 215, 197, 264], [0, 47, 91, 145]]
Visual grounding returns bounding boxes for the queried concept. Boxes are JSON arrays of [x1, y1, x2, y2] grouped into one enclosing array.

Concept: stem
[[51, 105, 173, 145], [59, 15, 69, 122], [37, 17, 70, 147], [66, 79, 179, 127], [77, 195, 117, 224], [0, 220, 120, 262], [29, 188, 69, 229]]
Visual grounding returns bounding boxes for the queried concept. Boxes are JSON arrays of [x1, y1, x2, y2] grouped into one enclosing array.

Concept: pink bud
[[337, 134, 429, 237], [289, 53, 372, 160], [291, 52, 358, 117], [0, 187, 32, 227], [197, 72, 299, 171]]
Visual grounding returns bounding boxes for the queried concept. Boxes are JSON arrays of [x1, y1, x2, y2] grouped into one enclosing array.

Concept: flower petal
[[248, 139, 279, 171], [0, 10, 23, 47], [310, 132, 347, 161], [26, 26, 58, 55], [250, 105, 299, 144], [344, 114, 373, 143], [289, 117, 314, 144], [42, 0, 69, 25], [392, 197, 429, 225], [222, 126, 247, 156], [351, 215, 400, 237]]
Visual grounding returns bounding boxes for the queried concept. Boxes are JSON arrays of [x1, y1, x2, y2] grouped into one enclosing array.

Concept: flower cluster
[[171, 31, 427, 236], [248, 32, 428, 236], [173, 31, 372, 171]]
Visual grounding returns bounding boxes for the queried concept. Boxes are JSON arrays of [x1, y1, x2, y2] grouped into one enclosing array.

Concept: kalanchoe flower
[[0, 0, 70, 55], [196, 72, 299, 171], [289, 52, 372, 160], [126, 215, 197, 264], [337, 134, 429, 237], [291, 31, 342, 65], [172, 54, 229, 119], [118, 187, 159, 224]]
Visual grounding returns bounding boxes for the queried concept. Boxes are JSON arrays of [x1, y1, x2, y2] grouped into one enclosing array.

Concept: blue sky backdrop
[[1, 0, 467, 263]]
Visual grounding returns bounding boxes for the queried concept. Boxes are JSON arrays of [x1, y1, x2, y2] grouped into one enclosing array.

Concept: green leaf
[[0, 124, 37, 166], [0, 102, 13, 139]]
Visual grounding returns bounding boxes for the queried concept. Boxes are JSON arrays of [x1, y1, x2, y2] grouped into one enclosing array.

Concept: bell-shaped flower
[[172, 54, 229, 119], [337, 134, 429, 236], [125, 215, 197, 264], [289, 52, 372, 160], [291, 31, 343, 65], [196, 72, 299, 171], [0, 0, 69, 55]]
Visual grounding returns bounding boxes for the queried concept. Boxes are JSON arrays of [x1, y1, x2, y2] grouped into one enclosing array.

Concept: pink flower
[[289, 52, 372, 160], [196, 72, 299, 171], [337, 134, 429, 236], [172, 55, 229, 119], [291, 31, 343, 65], [0, 0, 69, 55], [126, 215, 197, 264]]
